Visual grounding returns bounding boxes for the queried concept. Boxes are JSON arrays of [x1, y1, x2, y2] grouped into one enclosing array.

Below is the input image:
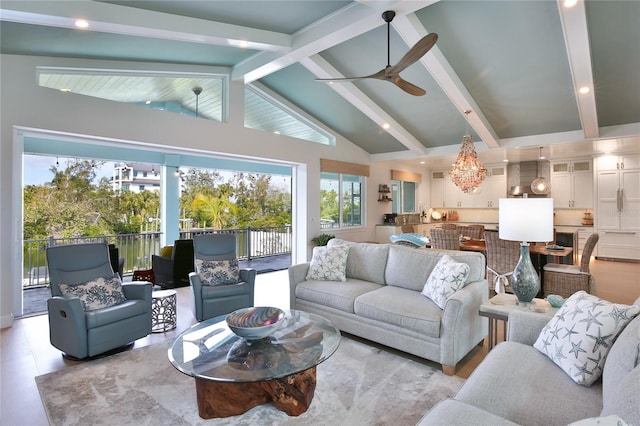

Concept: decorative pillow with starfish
[[534, 291, 640, 386]]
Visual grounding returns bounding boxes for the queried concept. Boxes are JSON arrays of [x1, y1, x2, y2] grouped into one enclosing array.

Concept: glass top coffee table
[[168, 309, 340, 418]]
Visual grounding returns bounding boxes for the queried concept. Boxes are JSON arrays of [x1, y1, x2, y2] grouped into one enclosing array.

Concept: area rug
[[36, 336, 464, 425]]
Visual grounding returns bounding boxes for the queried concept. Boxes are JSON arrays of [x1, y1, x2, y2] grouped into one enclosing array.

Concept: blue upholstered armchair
[[189, 233, 256, 321], [46, 242, 152, 359]]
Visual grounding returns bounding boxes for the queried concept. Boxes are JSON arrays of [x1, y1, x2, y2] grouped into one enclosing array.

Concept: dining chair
[[441, 223, 458, 231], [430, 228, 460, 250], [467, 225, 485, 240], [543, 233, 599, 298], [484, 230, 521, 294]]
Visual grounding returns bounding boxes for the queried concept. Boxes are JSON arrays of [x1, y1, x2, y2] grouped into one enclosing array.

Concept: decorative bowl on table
[[226, 306, 285, 340]]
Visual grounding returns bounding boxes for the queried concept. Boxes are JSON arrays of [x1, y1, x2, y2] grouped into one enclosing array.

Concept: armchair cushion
[[196, 258, 239, 286], [305, 245, 350, 282], [421, 255, 470, 309], [533, 291, 640, 386], [58, 273, 127, 312], [543, 263, 585, 275]]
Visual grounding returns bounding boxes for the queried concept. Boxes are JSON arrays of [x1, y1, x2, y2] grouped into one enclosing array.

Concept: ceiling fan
[[316, 10, 438, 96]]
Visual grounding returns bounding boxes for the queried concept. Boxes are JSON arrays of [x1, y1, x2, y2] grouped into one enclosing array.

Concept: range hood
[[507, 161, 550, 197]]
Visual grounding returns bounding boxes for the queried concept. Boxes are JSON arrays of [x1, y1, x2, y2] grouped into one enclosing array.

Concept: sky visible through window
[[23, 154, 116, 186]]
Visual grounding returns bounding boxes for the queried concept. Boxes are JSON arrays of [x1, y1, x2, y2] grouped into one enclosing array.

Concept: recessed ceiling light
[[75, 19, 89, 29], [419, 161, 425, 164], [563, 0, 578, 8], [502, 159, 509, 163], [238, 40, 249, 48], [382, 123, 390, 130], [273, 131, 280, 135], [578, 86, 591, 94], [60, 88, 71, 92], [145, 100, 151, 104]]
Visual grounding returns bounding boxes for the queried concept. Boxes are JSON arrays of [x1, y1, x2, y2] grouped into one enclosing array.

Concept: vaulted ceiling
[[1, 0, 639, 168]]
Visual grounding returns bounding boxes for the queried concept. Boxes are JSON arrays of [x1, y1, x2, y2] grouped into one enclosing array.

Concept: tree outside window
[[320, 172, 363, 229]]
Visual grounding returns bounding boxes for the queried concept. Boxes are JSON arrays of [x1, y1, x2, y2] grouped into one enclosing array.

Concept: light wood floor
[[2, 259, 638, 425]]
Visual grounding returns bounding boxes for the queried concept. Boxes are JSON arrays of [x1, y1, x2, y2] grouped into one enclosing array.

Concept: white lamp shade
[[499, 198, 554, 242]]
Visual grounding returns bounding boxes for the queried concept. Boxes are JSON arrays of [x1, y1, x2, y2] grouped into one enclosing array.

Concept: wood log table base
[[194, 366, 317, 418]]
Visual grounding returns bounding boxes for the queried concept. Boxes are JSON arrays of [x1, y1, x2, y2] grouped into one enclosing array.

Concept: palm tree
[[191, 193, 236, 229]]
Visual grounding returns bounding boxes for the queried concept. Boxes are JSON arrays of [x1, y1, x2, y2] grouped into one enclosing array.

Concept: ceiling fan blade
[[316, 69, 386, 83], [387, 33, 438, 75], [393, 76, 426, 96]]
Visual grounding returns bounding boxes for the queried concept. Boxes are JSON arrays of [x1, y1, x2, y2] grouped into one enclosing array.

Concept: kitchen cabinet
[[576, 227, 594, 258], [430, 171, 446, 208], [444, 177, 474, 208], [551, 159, 593, 208], [375, 225, 401, 244], [595, 155, 640, 260], [430, 165, 506, 208], [473, 165, 507, 208]]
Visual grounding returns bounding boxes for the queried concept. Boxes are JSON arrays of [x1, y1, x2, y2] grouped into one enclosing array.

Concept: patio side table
[[151, 289, 177, 332]]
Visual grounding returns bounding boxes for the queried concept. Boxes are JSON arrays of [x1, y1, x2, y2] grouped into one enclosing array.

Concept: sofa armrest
[[440, 279, 489, 369], [508, 310, 553, 346], [288, 263, 310, 309]]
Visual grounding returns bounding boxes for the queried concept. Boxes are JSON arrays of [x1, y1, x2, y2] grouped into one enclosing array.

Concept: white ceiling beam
[[233, 1, 439, 83], [0, 0, 289, 51], [391, 13, 501, 150], [301, 54, 429, 155], [557, 0, 599, 139]]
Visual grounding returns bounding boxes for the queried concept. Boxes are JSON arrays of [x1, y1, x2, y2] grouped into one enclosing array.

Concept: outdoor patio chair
[[46, 241, 152, 359], [152, 239, 194, 289], [189, 233, 256, 321]]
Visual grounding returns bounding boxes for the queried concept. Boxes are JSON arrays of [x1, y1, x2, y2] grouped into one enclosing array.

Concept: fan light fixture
[[449, 110, 487, 193], [531, 147, 550, 195], [192, 87, 202, 118]]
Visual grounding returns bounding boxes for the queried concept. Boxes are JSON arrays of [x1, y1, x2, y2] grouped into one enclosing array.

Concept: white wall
[[0, 54, 412, 326]]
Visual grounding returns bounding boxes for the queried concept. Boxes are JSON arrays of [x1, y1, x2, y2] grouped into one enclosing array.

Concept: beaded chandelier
[[449, 134, 487, 193], [449, 110, 487, 193]]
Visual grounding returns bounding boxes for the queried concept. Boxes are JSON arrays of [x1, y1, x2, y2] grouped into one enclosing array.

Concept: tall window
[[391, 180, 416, 213], [320, 172, 363, 229]]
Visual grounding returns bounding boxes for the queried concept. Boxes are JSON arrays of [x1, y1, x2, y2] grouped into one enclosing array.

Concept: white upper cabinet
[[430, 165, 506, 208], [551, 159, 592, 208]]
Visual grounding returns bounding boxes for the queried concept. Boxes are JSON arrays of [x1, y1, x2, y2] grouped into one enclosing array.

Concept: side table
[[151, 289, 177, 332], [479, 293, 556, 350]]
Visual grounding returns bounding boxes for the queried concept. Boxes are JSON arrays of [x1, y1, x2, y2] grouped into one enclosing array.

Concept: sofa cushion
[[385, 245, 484, 292], [456, 341, 603, 425], [421, 255, 470, 309], [305, 245, 350, 282], [196, 258, 239, 286], [59, 273, 127, 312], [568, 415, 631, 426], [600, 315, 640, 424], [327, 238, 388, 284], [533, 291, 640, 386], [418, 400, 520, 426], [295, 279, 383, 313], [354, 286, 442, 338]]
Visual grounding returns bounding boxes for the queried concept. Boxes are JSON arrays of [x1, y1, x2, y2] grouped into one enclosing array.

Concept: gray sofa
[[288, 238, 488, 375], [419, 303, 640, 425]]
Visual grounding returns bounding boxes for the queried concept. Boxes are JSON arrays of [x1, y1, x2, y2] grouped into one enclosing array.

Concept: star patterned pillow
[[305, 245, 350, 282], [533, 291, 640, 386], [421, 255, 470, 309]]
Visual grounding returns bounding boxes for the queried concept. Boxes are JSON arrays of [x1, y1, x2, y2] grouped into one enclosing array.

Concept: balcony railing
[[22, 225, 292, 288]]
